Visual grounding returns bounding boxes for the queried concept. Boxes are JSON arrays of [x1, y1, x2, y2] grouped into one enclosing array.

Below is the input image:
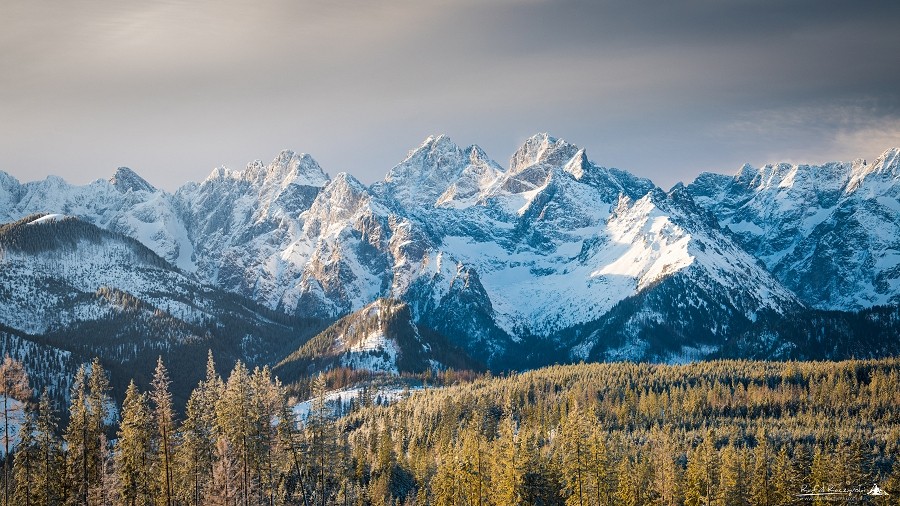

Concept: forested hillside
[[2, 356, 899, 505]]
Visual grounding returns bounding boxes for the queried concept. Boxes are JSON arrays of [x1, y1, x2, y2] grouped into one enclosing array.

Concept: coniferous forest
[[1, 356, 900, 505]]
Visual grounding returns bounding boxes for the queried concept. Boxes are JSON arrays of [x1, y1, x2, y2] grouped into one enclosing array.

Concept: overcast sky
[[2, 0, 899, 191]]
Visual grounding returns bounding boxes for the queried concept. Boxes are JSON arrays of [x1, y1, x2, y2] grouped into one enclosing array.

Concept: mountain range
[[1, 134, 898, 395]]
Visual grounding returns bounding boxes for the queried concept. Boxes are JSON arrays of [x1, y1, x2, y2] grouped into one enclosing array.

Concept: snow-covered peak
[[200, 151, 330, 189], [434, 147, 504, 208], [563, 149, 589, 179], [202, 166, 243, 184], [305, 172, 373, 224], [509, 133, 580, 174], [387, 134, 466, 182], [377, 135, 493, 208], [109, 167, 156, 194], [248, 150, 330, 188], [846, 147, 900, 194]]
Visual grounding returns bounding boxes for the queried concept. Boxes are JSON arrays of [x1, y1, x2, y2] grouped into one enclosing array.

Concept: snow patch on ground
[[292, 383, 421, 422]]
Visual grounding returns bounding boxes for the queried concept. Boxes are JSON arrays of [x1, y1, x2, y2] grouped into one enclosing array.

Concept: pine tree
[[64, 359, 111, 506], [277, 390, 312, 506], [150, 357, 175, 506], [177, 380, 217, 506], [249, 366, 282, 506], [115, 381, 152, 506], [176, 350, 224, 506]]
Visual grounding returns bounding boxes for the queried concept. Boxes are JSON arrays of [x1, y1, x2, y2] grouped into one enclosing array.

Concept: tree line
[[2, 355, 900, 505], [1, 352, 332, 506]]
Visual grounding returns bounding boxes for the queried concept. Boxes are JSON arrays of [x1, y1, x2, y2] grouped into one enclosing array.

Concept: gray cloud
[[1, 0, 899, 191]]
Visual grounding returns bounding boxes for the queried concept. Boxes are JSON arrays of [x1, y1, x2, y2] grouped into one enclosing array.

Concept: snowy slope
[[368, 135, 796, 344], [0, 169, 194, 271], [0, 214, 210, 334], [275, 298, 479, 380], [174, 150, 332, 310], [1, 136, 897, 370], [0, 214, 320, 401], [687, 147, 900, 310]]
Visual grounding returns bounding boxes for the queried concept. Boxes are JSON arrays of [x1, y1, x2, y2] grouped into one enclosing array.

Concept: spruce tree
[[217, 361, 254, 506], [87, 358, 111, 505], [11, 412, 36, 506], [115, 381, 152, 506], [150, 357, 175, 506], [65, 365, 92, 506], [34, 390, 62, 506]]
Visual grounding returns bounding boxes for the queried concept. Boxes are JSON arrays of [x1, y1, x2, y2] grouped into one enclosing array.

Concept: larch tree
[[560, 404, 590, 506], [492, 415, 526, 506], [650, 432, 682, 506], [0, 355, 31, 506], [750, 429, 772, 506], [718, 443, 750, 506], [305, 373, 339, 506]]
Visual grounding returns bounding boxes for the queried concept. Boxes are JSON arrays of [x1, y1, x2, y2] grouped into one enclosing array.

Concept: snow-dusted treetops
[[1, 134, 899, 381]]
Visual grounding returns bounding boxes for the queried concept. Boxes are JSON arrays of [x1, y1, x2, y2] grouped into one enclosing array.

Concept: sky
[[2, 0, 900, 192]]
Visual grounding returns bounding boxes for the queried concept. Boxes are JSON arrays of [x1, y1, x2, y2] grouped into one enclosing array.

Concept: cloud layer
[[2, 0, 899, 190]]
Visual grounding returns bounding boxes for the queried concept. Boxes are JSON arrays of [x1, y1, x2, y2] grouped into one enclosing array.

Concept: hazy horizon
[[2, 132, 899, 194]]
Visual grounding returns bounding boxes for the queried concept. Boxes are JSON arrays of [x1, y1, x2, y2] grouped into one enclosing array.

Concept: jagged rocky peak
[[467, 144, 491, 165], [311, 172, 371, 216], [109, 167, 156, 193], [847, 146, 900, 193], [377, 135, 480, 207], [434, 145, 504, 208], [509, 133, 581, 173], [386, 135, 466, 182], [562, 148, 589, 179], [246, 150, 330, 188]]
